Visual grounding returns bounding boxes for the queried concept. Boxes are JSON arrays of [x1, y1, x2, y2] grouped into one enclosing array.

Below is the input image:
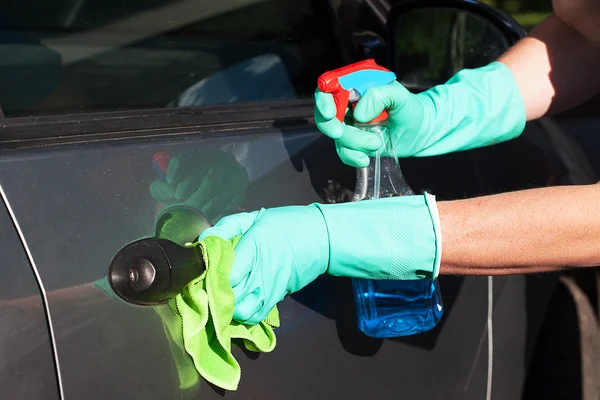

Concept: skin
[[439, 4, 600, 275], [440, 185, 600, 275]]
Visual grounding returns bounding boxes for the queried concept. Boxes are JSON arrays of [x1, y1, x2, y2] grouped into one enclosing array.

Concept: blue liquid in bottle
[[352, 121, 444, 338], [353, 278, 444, 337]]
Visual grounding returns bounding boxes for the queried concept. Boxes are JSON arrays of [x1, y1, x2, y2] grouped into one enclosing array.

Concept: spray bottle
[[318, 59, 444, 338]]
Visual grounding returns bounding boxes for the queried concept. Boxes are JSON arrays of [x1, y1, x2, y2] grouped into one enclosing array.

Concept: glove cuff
[[424, 192, 442, 279], [415, 61, 526, 156], [314, 193, 440, 281]]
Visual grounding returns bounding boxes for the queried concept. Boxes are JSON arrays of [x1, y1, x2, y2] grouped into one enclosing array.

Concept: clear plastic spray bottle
[[317, 59, 443, 338], [351, 117, 444, 338]]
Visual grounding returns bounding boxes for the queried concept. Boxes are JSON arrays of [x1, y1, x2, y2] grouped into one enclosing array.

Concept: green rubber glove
[[315, 61, 526, 167], [150, 148, 250, 222], [199, 193, 441, 325]]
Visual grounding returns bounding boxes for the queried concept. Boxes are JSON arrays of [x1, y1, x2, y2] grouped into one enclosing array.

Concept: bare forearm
[[498, 14, 600, 120], [439, 184, 600, 275]]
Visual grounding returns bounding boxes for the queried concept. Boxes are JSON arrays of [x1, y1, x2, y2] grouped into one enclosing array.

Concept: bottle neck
[[353, 120, 386, 129], [353, 120, 393, 154]]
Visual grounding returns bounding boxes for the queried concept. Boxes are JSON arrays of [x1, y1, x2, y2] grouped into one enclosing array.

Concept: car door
[[1, 103, 503, 400], [0, 0, 578, 399], [0, 189, 60, 399]]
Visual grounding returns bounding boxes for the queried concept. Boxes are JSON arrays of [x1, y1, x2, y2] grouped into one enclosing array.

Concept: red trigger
[[334, 90, 350, 123]]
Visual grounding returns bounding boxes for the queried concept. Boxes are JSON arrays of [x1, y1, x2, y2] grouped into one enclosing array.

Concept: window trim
[[0, 100, 315, 149]]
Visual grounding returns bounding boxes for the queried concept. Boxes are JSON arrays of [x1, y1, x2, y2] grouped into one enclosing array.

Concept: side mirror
[[386, 0, 526, 91]]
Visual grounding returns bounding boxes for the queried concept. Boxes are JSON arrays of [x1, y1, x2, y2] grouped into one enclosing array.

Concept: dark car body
[[0, 0, 597, 399]]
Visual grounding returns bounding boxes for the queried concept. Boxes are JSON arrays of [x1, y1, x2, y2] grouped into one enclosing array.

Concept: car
[[0, 0, 598, 398]]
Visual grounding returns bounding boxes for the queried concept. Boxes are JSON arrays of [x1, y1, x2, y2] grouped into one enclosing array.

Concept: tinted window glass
[[0, 0, 343, 117]]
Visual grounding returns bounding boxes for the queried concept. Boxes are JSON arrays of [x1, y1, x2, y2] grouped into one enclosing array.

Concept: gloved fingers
[[336, 142, 370, 168], [353, 81, 412, 123], [231, 273, 250, 305], [232, 291, 265, 325], [235, 282, 286, 325], [315, 89, 347, 140], [231, 263, 272, 325], [198, 210, 258, 241], [314, 89, 337, 120], [315, 106, 344, 140], [149, 180, 175, 202], [334, 124, 382, 153], [226, 230, 260, 289]]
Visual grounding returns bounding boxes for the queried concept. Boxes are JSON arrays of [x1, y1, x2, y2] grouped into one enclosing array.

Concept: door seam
[[0, 183, 65, 399]]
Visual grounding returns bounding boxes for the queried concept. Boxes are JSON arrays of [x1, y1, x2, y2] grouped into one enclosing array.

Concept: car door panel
[[0, 128, 322, 398], [0, 92, 579, 399], [0, 191, 60, 399], [0, 115, 501, 399]]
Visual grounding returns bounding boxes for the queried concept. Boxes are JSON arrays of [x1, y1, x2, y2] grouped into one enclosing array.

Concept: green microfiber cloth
[[154, 302, 200, 389], [171, 235, 280, 391], [95, 235, 279, 391]]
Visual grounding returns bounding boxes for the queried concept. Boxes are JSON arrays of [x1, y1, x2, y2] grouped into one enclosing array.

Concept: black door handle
[[108, 206, 212, 306], [108, 237, 206, 306]]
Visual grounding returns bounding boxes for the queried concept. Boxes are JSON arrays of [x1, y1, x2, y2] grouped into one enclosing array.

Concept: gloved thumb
[[353, 81, 412, 123]]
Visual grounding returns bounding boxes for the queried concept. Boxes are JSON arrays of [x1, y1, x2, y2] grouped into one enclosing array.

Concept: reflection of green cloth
[[176, 235, 279, 391], [94, 235, 279, 391], [93, 277, 200, 389], [155, 303, 200, 389], [93, 276, 123, 302]]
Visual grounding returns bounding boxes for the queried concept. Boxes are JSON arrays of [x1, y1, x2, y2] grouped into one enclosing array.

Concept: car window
[[0, 0, 343, 117]]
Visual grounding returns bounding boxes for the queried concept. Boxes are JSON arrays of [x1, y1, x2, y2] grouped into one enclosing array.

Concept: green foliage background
[[393, 0, 553, 86], [480, 0, 552, 30]]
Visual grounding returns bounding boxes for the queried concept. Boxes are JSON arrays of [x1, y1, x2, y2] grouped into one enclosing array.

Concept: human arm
[[202, 183, 600, 324], [439, 1, 600, 277], [439, 183, 600, 275], [315, 6, 600, 167], [198, 194, 440, 324], [498, 12, 600, 120]]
